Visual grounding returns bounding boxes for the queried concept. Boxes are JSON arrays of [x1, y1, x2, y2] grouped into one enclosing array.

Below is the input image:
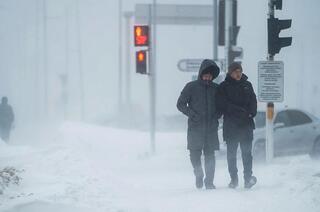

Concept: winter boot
[[244, 176, 257, 189], [228, 176, 239, 189], [196, 176, 204, 189], [205, 183, 216, 190], [194, 166, 204, 189], [204, 178, 216, 190]]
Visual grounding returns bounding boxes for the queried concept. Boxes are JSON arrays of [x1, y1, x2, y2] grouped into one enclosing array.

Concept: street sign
[[258, 61, 284, 102], [177, 59, 203, 72], [177, 59, 225, 73], [135, 4, 214, 25]]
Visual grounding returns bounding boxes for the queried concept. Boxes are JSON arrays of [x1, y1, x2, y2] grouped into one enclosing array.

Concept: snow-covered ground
[[0, 122, 319, 212]]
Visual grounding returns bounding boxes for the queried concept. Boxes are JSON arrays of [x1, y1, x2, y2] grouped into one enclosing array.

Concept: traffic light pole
[[42, 0, 48, 115], [212, 0, 218, 60], [224, 0, 232, 71], [118, 0, 123, 112], [266, 0, 275, 163], [76, 0, 85, 121], [124, 12, 133, 107], [148, 1, 157, 154]]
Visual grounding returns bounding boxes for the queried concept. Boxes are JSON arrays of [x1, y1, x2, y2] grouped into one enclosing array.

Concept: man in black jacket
[[177, 59, 220, 189], [217, 62, 257, 189], [0, 97, 14, 142]]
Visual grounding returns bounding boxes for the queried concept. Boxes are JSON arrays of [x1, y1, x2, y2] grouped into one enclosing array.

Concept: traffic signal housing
[[268, 17, 292, 57], [218, 0, 239, 46], [134, 25, 149, 47], [270, 0, 282, 10], [228, 46, 243, 65], [136, 50, 147, 74]]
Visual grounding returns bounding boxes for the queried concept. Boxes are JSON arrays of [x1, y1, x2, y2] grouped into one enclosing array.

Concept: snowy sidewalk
[[0, 122, 319, 212]]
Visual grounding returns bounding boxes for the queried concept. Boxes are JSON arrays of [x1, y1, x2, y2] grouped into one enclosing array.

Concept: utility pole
[[265, 0, 292, 162], [35, 0, 40, 120], [266, 0, 275, 163], [148, 1, 157, 154], [224, 0, 232, 70], [75, 0, 85, 121], [118, 0, 123, 111], [212, 0, 218, 60], [124, 12, 133, 107], [42, 0, 48, 115], [63, 6, 70, 120], [133, 5, 155, 154], [19, 8, 28, 122]]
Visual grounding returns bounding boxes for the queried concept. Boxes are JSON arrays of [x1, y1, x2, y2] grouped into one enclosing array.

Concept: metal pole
[[64, 6, 70, 120], [212, 0, 218, 60], [268, 0, 275, 62], [118, 0, 123, 111], [42, 0, 48, 115], [124, 12, 133, 107], [266, 0, 275, 163], [75, 0, 85, 121], [266, 102, 274, 162], [35, 0, 40, 120], [225, 0, 232, 70], [148, 1, 157, 154], [19, 11, 28, 122]]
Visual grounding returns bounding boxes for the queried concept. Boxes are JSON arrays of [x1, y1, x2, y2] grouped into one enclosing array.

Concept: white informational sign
[[177, 59, 203, 72], [135, 4, 214, 25], [258, 61, 284, 102], [178, 59, 225, 73]]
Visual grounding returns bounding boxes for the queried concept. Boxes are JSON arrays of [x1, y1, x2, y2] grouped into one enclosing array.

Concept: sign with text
[[178, 59, 224, 73], [258, 61, 284, 102], [177, 59, 203, 72]]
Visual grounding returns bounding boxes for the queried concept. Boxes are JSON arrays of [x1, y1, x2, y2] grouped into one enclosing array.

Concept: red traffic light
[[134, 25, 149, 47]]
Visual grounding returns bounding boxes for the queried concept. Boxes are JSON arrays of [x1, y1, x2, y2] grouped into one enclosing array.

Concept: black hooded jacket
[[216, 73, 257, 142], [177, 59, 220, 150]]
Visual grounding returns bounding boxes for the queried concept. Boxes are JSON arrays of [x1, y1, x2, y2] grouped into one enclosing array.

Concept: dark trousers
[[227, 139, 253, 182], [190, 148, 215, 184]]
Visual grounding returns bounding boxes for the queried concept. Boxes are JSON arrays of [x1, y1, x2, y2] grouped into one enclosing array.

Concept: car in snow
[[218, 108, 320, 161]]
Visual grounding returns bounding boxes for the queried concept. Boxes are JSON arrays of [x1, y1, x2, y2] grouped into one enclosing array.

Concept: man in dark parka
[[216, 62, 257, 189], [0, 97, 14, 142], [177, 59, 220, 189]]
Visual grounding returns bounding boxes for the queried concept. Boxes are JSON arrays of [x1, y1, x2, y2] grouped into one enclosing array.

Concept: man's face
[[230, 68, 243, 81], [202, 73, 213, 81]]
